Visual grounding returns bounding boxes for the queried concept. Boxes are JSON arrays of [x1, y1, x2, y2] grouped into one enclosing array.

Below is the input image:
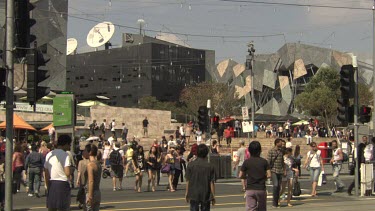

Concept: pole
[[5, 0, 15, 209], [207, 99, 211, 162], [249, 43, 255, 136], [353, 55, 360, 197], [372, 0, 375, 136]]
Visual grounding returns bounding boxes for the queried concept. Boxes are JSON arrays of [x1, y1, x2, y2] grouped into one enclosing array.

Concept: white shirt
[[364, 144, 373, 162], [168, 140, 177, 147], [333, 148, 342, 164], [111, 122, 116, 131], [286, 141, 292, 149], [108, 137, 115, 146], [179, 127, 184, 136], [307, 150, 321, 168], [44, 149, 71, 181]]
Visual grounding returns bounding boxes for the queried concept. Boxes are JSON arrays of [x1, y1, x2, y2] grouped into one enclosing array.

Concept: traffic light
[[213, 115, 220, 130], [27, 46, 50, 106], [14, 0, 35, 58], [197, 106, 208, 132], [337, 65, 355, 124], [340, 65, 355, 99], [0, 67, 6, 102], [359, 106, 372, 123]]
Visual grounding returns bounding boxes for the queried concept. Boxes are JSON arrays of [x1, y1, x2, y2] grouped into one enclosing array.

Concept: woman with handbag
[[303, 142, 324, 197], [132, 146, 145, 192], [163, 146, 176, 192]]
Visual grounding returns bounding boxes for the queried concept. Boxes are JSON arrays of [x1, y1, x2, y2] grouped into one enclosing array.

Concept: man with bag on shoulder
[[109, 142, 125, 191], [267, 138, 284, 208], [303, 142, 324, 197], [330, 140, 345, 193]]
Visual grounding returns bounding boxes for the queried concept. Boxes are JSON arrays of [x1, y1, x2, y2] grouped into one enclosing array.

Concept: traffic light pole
[[372, 0, 375, 137], [5, 0, 15, 209], [353, 56, 360, 197]]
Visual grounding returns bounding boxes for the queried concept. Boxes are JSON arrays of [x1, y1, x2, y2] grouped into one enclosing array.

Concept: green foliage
[[358, 83, 373, 106], [179, 82, 242, 117], [138, 96, 188, 115], [294, 67, 340, 126]]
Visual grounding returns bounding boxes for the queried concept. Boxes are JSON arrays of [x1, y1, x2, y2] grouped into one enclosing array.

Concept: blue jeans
[[271, 172, 282, 207], [309, 167, 321, 182], [28, 167, 41, 194], [190, 200, 210, 211], [332, 164, 345, 190]]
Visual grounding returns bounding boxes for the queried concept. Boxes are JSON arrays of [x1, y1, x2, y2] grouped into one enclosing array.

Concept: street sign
[[53, 95, 74, 127], [242, 121, 253, 133], [242, 106, 249, 120]]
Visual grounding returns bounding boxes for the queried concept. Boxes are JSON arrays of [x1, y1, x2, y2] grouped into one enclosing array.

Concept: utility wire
[[219, 0, 372, 10]]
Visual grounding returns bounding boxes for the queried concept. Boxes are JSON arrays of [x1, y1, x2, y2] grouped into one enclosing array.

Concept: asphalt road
[[11, 172, 375, 211]]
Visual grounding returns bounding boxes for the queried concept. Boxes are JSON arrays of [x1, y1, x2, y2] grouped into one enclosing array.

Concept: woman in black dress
[[147, 146, 161, 192], [132, 146, 145, 192]]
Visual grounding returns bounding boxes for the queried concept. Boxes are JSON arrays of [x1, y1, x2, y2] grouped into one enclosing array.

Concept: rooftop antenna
[[137, 19, 145, 36], [86, 21, 115, 50]]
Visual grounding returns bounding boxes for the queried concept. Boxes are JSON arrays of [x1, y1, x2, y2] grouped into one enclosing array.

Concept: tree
[[358, 83, 373, 106], [294, 67, 340, 127], [179, 82, 242, 117]]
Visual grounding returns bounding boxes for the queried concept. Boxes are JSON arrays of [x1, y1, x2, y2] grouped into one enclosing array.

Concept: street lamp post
[[207, 99, 211, 162], [247, 42, 256, 136]]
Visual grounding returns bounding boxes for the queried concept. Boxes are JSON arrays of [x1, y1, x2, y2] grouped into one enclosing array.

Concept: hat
[[286, 142, 293, 149]]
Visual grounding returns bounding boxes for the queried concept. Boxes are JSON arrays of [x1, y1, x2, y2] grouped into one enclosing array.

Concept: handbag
[[134, 168, 141, 175], [160, 164, 171, 173], [293, 181, 301, 196]]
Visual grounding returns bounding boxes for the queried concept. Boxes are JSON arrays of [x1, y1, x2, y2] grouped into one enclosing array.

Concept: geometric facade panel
[[279, 76, 289, 90], [233, 63, 245, 77], [263, 69, 277, 89], [293, 59, 307, 80]]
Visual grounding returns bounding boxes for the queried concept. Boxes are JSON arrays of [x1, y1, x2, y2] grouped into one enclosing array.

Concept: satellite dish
[[86, 21, 115, 48], [66, 38, 78, 55]]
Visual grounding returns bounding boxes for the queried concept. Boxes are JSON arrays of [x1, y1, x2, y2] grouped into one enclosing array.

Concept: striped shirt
[[267, 147, 284, 174]]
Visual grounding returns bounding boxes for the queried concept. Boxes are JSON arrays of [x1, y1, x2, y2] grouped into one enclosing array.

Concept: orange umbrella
[[40, 123, 53, 131], [0, 113, 36, 131]]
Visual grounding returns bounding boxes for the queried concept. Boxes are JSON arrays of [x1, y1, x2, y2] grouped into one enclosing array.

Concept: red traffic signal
[[359, 106, 372, 123]]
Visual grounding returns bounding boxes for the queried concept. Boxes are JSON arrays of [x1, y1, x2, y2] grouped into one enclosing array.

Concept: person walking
[[12, 145, 25, 193], [121, 123, 128, 142], [303, 142, 324, 197], [224, 126, 232, 147], [132, 146, 145, 193], [89, 120, 98, 136], [280, 148, 298, 207], [267, 138, 284, 208], [142, 117, 149, 138], [211, 140, 220, 154], [110, 119, 116, 137], [348, 136, 368, 195], [76, 144, 90, 209], [25, 145, 44, 197], [164, 146, 176, 192], [240, 141, 271, 211], [147, 146, 161, 192], [172, 146, 183, 191], [44, 135, 72, 211], [124, 143, 134, 177], [330, 140, 345, 193], [86, 144, 102, 211], [109, 142, 125, 191], [185, 144, 216, 211], [233, 140, 246, 192], [99, 119, 107, 136]]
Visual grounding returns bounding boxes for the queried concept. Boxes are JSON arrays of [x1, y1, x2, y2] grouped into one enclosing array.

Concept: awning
[[0, 113, 36, 131], [77, 100, 108, 107], [292, 120, 309, 126], [40, 123, 53, 131]]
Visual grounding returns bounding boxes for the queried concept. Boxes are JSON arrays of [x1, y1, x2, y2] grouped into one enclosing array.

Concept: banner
[[0, 102, 53, 113]]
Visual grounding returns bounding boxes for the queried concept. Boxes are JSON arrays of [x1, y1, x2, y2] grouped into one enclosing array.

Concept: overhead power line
[[219, 0, 372, 10]]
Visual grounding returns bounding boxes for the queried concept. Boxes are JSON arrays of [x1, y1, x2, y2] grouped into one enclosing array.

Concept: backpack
[[109, 149, 122, 165], [99, 123, 105, 131]]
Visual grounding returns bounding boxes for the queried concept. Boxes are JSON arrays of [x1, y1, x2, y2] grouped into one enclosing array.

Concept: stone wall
[[86, 106, 173, 138]]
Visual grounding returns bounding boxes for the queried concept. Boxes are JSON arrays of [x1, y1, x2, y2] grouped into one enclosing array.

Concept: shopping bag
[[318, 171, 323, 186], [293, 181, 301, 196], [321, 171, 327, 185]]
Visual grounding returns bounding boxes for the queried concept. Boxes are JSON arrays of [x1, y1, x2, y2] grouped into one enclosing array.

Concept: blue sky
[[68, 0, 373, 63]]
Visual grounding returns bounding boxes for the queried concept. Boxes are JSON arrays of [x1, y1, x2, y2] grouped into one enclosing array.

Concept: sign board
[[0, 102, 53, 113], [242, 106, 249, 120], [53, 95, 74, 127], [242, 121, 253, 133]]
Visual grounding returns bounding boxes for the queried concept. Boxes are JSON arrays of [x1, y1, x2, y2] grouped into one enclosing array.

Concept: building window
[[80, 76, 84, 79]]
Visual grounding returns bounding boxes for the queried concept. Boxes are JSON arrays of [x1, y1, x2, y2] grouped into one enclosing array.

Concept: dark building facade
[[67, 34, 215, 107], [0, 0, 68, 91]]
